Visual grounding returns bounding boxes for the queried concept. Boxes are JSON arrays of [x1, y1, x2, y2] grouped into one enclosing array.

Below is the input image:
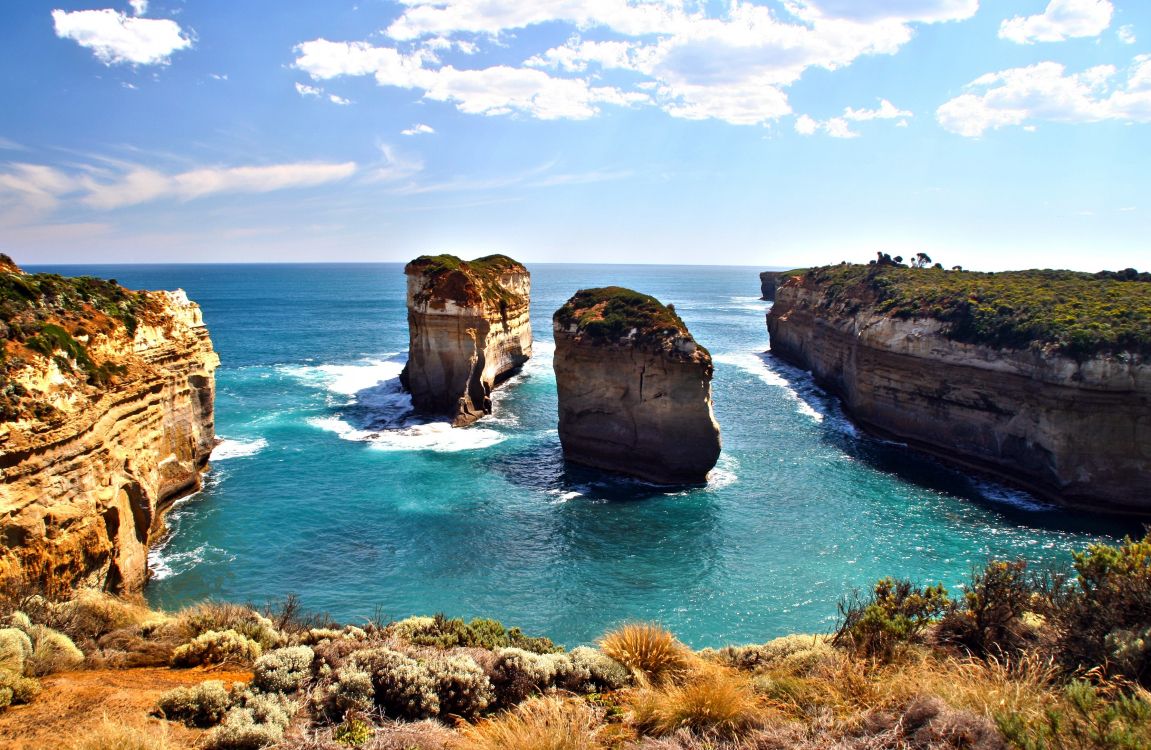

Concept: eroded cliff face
[[760, 271, 782, 301], [553, 287, 721, 484], [768, 278, 1151, 512], [400, 255, 531, 427], [0, 276, 218, 595]]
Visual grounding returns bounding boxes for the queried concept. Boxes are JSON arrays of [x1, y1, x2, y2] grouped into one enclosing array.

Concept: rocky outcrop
[[768, 269, 1151, 513], [0, 265, 218, 595], [399, 255, 531, 427], [760, 271, 782, 301], [553, 287, 721, 484]]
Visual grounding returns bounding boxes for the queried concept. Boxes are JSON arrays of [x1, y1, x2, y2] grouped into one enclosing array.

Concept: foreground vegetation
[[793, 263, 1151, 358], [2, 535, 1151, 749]]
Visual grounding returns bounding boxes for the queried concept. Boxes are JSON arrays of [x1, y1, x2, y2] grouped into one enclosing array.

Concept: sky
[[1, 0, 1148, 271]]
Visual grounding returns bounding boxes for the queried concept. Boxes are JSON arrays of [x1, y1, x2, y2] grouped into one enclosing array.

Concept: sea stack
[[552, 287, 721, 484], [0, 258, 218, 595], [400, 254, 532, 427]]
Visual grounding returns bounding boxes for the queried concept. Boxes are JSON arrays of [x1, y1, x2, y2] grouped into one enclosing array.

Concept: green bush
[[0, 668, 40, 708], [568, 646, 631, 691], [390, 613, 558, 654], [202, 708, 285, 750], [171, 629, 262, 668], [997, 680, 1151, 750], [176, 603, 282, 651], [316, 665, 375, 721], [491, 647, 574, 704], [834, 578, 950, 661], [252, 645, 314, 693], [703, 634, 834, 676], [424, 652, 494, 718], [157, 680, 232, 727], [349, 647, 439, 720], [0, 628, 32, 674], [937, 560, 1042, 658], [26, 624, 84, 675], [1058, 536, 1151, 683]]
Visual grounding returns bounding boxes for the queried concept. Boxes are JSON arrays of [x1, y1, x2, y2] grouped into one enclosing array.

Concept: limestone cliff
[[760, 271, 782, 301], [0, 261, 218, 594], [553, 287, 721, 484], [767, 265, 1151, 513], [399, 254, 531, 427]]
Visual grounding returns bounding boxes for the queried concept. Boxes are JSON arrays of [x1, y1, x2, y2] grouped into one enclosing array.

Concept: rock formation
[[768, 266, 1151, 513], [400, 254, 531, 427], [760, 271, 782, 301], [0, 261, 218, 594], [553, 287, 721, 484]]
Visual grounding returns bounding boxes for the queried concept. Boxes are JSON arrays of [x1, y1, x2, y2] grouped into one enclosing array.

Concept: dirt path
[[0, 667, 251, 750]]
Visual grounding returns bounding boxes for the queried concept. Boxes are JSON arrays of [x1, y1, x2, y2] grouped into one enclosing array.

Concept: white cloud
[[937, 57, 1151, 136], [129, 0, 148, 16], [294, 0, 975, 127], [794, 98, 912, 137], [329, 94, 352, 105], [52, 8, 192, 66], [999, 0, 1113, 44], [296, 82, 323, 97], [401, 123, 436, 135], [1118, 25, 1136, 44]]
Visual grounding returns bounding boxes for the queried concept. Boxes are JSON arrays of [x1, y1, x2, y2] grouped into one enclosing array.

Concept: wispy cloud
[[795, 99, 912, 138], [999, 0, 1113, 45], [401, 123, 436, 136]]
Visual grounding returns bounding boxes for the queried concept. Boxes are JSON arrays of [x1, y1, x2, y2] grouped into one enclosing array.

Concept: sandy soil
[[0, 666, 251, 750]]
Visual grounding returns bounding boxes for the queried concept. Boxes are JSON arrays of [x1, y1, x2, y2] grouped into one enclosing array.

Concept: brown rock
[[553, 287, 721, 484], [0, 275, 218, 595], [768, 272, 1151, 513], [399, 254, 532, 427]]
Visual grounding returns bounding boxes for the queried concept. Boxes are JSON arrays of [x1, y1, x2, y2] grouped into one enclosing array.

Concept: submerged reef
[[552, 287, 721, 484], [399, 254, 532, 427]]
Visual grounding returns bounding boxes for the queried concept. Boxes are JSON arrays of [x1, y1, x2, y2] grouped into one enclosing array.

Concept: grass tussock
[[600, 623, 691, 685], [67, 717, 171, 750], [453, 696, 604, 750], [629, 661, 767, 739]]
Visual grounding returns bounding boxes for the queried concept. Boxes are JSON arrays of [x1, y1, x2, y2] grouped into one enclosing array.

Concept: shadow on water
[[760, 352, 1146, 540], [491, 436, 716, 503]]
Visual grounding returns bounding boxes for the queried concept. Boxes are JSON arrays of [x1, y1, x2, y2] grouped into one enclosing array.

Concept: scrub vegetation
[[555, 287, 697, 349], [405, 254, 528, 308], [2, 535, 1150, 750], [791, 263, 1151, 359]]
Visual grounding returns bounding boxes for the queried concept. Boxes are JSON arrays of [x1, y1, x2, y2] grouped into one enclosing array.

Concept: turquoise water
[[34, 264, 1141, 648]]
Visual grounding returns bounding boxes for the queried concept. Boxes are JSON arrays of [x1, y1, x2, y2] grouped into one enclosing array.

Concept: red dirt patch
[[0, 666, 251, 750]]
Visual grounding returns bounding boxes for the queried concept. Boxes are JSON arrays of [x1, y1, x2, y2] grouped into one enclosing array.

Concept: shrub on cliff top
[[628, 662, 766, 739], [425, 651, 495, 719], [26, 624, 85, 675], [175, 602, 282, 651], [390, 613, 558, 654], [171, 629, 262, 668], [350, 647, 440, 720], [834, 578, 950, 662], [599, 623, 691, 685], [453, 696, 604, 750], [157, 680, 232, 727], [0, 627, 32, 674], [555, 287, 690, 344], [252, 645, 315, 694]]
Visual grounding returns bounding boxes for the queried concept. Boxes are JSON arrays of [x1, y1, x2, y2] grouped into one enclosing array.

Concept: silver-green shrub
[[425, 652, 494, 718], [157, 679, 232, 727], [252, 645, 314, 693], [349, 647, 438, 719], [26, 625, 84, 675], [171, 628, 262, 667], [315, 665, 375, 721], [703, 634, 832, 675], [202, 708, 284, 750], [492, 647, 572, 703], [0, 628, 32, 674], [569, 646, 631, 691]]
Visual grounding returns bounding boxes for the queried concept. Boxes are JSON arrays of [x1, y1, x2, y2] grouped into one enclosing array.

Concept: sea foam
[[211, 437, 268, 461]]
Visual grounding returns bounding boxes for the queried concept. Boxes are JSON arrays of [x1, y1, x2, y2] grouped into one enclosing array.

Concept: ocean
[[31, 263, 1141, 648]]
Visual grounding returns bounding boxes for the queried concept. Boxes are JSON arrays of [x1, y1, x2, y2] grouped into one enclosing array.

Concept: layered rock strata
[[0, 264, 218, 594], [553, 287, 721, 484], [400, 255, 531, 427], [768, 268, 1151, 512]]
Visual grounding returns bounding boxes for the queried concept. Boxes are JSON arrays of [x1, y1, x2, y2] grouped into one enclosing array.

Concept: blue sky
[[1, 0, 1148, 270]]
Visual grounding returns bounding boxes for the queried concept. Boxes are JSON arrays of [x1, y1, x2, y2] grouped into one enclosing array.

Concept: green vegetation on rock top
[[554, 286, 693, 345], [405, 253, 527, 307], [792, 264, 1151, 359]]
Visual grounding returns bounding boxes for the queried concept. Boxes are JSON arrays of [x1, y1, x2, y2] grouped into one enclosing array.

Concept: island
[[399, 254, 532, 427], [552, 287, 721, 484]]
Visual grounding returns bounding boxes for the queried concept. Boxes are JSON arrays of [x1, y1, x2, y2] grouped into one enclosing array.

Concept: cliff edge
[[767, 264, 1151, 512], [553, 287, 721, 484], [0, 258, 218, 594], [399, 254, 531, 427]]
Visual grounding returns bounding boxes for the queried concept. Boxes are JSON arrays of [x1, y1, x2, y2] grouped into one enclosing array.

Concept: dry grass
[[66, 716, 172, 750], [600, 624, 690, 685], [628, 661, 768, 739], [453, 696, 604, 750]]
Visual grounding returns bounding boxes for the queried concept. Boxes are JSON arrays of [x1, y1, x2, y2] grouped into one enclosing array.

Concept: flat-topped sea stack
[[0, 257, 218, 595], [553, 287, 721, 484], [768, 264, 1151, 513], [400, 254, 531, 427]]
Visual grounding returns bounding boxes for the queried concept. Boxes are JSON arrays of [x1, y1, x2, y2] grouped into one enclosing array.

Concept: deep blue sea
[[32, 264, 1142, 648]]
